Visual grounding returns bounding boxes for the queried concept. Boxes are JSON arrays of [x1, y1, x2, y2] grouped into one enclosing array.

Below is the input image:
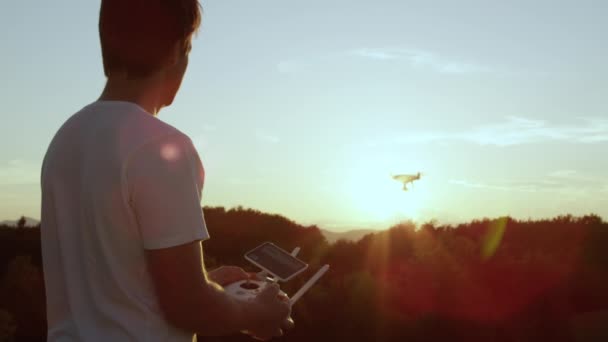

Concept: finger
[[252, 326, 282, 341], [243, 329, 268, 341], [220, 267, 249, 283], [259, 283, 280, 299], [277, 292, 289, 302], [281, 301, 292, 318], [256, 330, 277, 341], [229, 267, 250, 280], [282, 316, 295, 330], [222, 266, 247, 276], [229, 266, 248, 274]]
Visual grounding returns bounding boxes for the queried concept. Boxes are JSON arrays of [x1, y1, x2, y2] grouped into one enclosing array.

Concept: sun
[[344, 164, 430, 226]]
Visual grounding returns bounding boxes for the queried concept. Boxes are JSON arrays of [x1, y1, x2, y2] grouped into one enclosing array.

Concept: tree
[[0, 256, 46, 339], [16, 217, 26, 229], [0, 309, 16, 342]]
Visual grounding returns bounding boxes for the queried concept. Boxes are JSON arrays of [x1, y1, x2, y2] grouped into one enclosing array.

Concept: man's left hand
[[208, 266, 252, 286]]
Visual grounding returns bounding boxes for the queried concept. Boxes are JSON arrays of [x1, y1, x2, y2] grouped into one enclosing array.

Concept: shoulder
[[128, 129, 197, 170], [125, 128, 205, 196], [116, 106, 196, 159], [127, 119, 200, 172]]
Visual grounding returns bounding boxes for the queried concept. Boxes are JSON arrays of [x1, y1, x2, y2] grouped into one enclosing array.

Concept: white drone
[[391, 172, 423, 191]]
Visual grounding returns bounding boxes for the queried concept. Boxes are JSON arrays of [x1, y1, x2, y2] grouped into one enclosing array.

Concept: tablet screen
[[245, 242, 308, 280]]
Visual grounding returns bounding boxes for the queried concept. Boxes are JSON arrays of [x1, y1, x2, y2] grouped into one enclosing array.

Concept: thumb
[[226, 266, 249, 278], [259, 282, 280, 299]]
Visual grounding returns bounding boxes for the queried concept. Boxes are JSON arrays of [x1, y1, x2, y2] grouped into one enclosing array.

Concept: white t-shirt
[[40, 101, 210, 341]]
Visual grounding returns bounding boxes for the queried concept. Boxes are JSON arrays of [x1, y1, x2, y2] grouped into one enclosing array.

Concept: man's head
[[99, 0, 202, 107]]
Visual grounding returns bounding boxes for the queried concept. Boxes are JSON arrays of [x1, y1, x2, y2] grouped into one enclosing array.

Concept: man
[[40, 1, 291, 341]]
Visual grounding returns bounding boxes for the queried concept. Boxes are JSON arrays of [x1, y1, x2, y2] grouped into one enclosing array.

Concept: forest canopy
[[1, 207, 607, 341]]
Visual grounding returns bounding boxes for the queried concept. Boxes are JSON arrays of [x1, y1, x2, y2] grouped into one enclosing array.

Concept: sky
[[0, 0, 607, 231]]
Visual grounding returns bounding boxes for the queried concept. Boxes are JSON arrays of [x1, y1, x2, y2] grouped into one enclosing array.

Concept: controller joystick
[[239, 282, 260, 290]]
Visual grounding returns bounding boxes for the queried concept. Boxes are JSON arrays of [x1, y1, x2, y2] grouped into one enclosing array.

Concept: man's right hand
[[147, 241, 293, 337], [244, 283, 292, 341]]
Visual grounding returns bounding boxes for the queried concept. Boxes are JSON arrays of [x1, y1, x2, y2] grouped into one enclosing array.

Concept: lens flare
[[160, 143, 180, 162], [481, 217, 507, 260]]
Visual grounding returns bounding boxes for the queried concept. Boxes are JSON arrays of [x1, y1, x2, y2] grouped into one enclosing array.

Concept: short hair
[[99, 0, 202, 78]]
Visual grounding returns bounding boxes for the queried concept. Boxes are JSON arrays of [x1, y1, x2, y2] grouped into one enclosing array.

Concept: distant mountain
[[0, 216, 40, 227], [321, 228, 377, 243]]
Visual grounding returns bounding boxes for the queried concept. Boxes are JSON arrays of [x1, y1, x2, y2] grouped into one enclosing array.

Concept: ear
[[165, 41, 183, 67]]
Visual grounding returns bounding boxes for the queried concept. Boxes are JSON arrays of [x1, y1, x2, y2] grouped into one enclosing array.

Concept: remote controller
[[225, 242, 329, 306], [224, 279, 288, 302]]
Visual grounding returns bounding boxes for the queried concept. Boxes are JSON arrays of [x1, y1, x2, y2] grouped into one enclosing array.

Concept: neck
[[98, 74, 164, 116]]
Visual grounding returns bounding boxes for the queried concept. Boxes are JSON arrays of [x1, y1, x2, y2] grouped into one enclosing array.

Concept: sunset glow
[[341, 157, 432, 226], [1, 1, 607, 230]]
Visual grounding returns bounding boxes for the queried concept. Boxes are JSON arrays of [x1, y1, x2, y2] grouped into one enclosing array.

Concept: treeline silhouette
[[1, 207, 607, 341]]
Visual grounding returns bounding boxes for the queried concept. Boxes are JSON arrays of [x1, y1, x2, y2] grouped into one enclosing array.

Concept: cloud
[[548, 169, 577, 178], [350, 48, 491, 74], [277, 47, 491, 74], [0, 159, 39, 185], [192, 128, 280, 150], [190, 124, 220, 151], [369, 116, 608, 147], [255, 131, 280, 144], [351, 48, 399, 61], [463, 117, 608, 146], [449, 179, 495, 189], [226, 178, 262, 186], [449, 170, 608, 195], [0, 191, 19, 200], [190, 135, 210, 151]]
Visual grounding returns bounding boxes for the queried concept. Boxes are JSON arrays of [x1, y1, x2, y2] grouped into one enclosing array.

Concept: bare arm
[[133, 135, 289, 337], [145, 241, 252, 336]]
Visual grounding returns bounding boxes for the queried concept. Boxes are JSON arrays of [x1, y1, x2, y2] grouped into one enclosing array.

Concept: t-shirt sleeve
[[127, 132, 210, 249]]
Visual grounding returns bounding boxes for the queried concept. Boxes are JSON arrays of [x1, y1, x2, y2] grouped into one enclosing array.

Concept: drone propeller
[[391, 172, 425, 181]]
